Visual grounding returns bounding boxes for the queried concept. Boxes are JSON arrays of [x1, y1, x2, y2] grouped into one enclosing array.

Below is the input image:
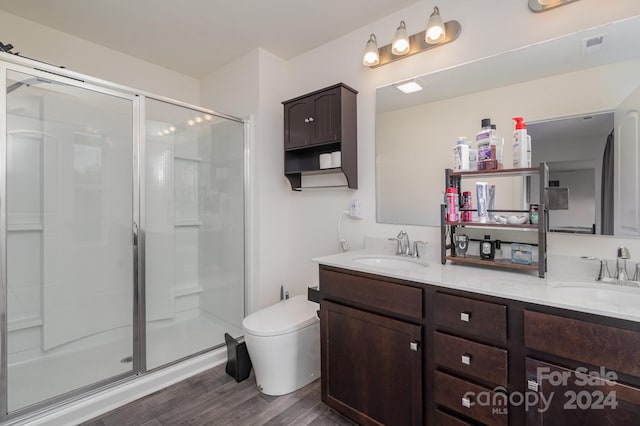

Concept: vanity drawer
[[434, 371, 508, 426], [320, 267, 423, 320], [525, 310, 640, 377], [435, 332, 508, 387], [433, 293, 507, 344]]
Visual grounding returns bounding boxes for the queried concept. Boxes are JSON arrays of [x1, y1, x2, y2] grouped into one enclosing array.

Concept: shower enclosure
[[1, 57, 245, 418]]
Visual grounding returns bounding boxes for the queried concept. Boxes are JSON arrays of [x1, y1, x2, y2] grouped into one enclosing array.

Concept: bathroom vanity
[[315, 251, 640, 425]]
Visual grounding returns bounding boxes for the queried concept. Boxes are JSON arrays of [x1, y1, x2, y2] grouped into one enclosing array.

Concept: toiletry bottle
[[461, 191, 473, 222], [494, 240, 502, 260], [453, 136, 469, 170], [475, 182, 489, 223], [491, 124, 504, 169], [476, 118, 493, 170], [524, 122, 532, 168], [445, 187, 459, 222], [512, 117, 528, 168], [480, 235, 496, 260]]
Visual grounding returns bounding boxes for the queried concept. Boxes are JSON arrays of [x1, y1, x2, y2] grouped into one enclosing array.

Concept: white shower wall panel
[[41, 93, 134, 350], [145, 130, 176, 321]]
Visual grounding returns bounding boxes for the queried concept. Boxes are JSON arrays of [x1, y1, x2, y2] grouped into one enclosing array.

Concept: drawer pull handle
[[528, 380, 539, 392], [461, 354, 471, 365], [460, 312, 471, 322], [410, 341, 420, 351], [304, 118, 310, 123], [462, 397, 472, 408], [308, 117, 314, 122]]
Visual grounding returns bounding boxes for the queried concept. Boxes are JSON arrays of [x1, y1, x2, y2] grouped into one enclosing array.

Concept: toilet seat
[[242, 295, 318, 337]]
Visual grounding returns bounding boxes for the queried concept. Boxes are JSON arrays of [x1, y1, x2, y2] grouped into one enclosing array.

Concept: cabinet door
[[284, 99, 312, 149], [320, 300, 422, 426], [309, 88, 341, 145], [525, 358, 640, 425]]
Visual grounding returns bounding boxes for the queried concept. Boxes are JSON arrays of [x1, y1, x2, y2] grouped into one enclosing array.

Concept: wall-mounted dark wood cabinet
[[282, 83, 357, 190]]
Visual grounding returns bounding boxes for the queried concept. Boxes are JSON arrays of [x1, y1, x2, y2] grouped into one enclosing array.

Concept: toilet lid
[[242, 295, 319, 337]]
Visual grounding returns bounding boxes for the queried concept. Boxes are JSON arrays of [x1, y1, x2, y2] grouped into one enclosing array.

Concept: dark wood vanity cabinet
[[524, 310, 640, 425], [318, 265, 640, 425], [282, 83, 357, 190], [432, 293, 509, 425], [319, 267, 423, 426]]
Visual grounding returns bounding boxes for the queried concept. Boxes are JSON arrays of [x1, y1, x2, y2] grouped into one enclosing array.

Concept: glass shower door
[[4, 69, 137, 412], [145, 98, 245, 370]]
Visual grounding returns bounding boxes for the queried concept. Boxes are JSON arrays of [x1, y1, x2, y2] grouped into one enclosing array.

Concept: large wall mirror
[[376, 15, 640, 238]]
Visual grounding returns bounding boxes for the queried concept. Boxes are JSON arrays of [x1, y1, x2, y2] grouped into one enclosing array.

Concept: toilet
[[242, 295, 320, 396]]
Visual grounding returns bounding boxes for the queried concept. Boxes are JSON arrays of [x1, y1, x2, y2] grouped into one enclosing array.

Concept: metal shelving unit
[[441, 162, 549, 278]]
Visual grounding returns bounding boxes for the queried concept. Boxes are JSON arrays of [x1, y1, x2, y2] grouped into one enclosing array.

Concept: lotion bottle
[[453, 136, 469, 170]]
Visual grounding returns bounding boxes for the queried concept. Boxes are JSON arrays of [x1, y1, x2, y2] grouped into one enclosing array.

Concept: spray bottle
[[512, 117, 529, 168]]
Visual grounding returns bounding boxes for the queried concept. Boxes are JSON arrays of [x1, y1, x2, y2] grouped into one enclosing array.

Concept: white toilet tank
[[242, 295, 320, 396]]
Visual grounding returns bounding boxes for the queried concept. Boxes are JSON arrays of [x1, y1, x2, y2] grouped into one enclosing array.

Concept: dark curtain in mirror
[[601, 129, 614, 235]]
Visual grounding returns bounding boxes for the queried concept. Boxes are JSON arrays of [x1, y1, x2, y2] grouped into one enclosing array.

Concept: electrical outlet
[[349, 200, 363, 219]]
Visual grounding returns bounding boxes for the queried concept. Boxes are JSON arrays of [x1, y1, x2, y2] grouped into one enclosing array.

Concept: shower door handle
[[132, 222, 138, 247]]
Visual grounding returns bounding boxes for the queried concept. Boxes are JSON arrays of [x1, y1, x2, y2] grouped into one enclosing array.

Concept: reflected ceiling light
[[395, 81, 423, 94], [195, 116, 203, 123], [157, 131, 164, 136], [204, 114, 212, 121], [362, 5, 461, 68], [362, 34, 380, 66], [425, 7, 445, 44], [163, 129, 170, 134], [169, 126, 176, 132], [187, 119, 195, 126], [529, 0, 579, 12], [391, 21, 410, 56]]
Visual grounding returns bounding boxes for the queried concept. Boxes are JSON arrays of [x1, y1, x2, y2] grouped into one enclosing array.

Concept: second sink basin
[[353, 256, 428, 270], [548, 282, 640, 309]]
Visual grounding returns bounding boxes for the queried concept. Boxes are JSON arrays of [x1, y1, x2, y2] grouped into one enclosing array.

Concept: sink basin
[[548, 282, 640, 308], [353, 256, 427, 270]]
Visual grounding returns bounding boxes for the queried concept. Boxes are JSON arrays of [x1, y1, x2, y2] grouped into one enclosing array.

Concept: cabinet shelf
[[449, 166, 540, 178], [445, 255, 539, 271], [445, 221, 538, 230]]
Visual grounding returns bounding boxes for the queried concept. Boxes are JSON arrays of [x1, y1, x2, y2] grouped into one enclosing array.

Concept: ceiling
[[0, 0, 421, 78]]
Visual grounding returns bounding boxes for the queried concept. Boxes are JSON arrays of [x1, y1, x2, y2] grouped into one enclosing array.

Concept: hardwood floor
[[81, 364, 353, 426]]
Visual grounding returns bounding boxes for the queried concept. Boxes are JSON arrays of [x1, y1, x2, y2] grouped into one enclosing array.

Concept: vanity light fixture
[[391, 21, 410, 56], [425, 7, 445, 44], [529, 0, 579, 12], [395, 81, 423, 94], [362, 34, 380, 66], [362, 5, 461, 68]]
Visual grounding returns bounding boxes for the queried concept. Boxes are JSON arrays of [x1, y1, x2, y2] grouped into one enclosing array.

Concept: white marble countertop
[[313, 242, 640, 323]]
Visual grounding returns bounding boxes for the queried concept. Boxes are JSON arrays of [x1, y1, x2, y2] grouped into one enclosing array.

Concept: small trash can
[[224, 333, 252, 382]]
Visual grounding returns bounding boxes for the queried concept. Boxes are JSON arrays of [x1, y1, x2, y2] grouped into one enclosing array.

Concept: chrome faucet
[[580, 256, 610, 281], [390, 230, 412, 256], [389, 230, 428, 258], [616, 246, 630, 282]]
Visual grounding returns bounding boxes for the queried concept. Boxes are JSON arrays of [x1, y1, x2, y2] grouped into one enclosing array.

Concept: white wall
[[0, 10, 200, 104], [201, 49, 292, 311]]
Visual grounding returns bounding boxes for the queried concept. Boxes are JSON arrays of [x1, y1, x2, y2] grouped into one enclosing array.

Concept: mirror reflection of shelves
[[441, 162, 549, 277]]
